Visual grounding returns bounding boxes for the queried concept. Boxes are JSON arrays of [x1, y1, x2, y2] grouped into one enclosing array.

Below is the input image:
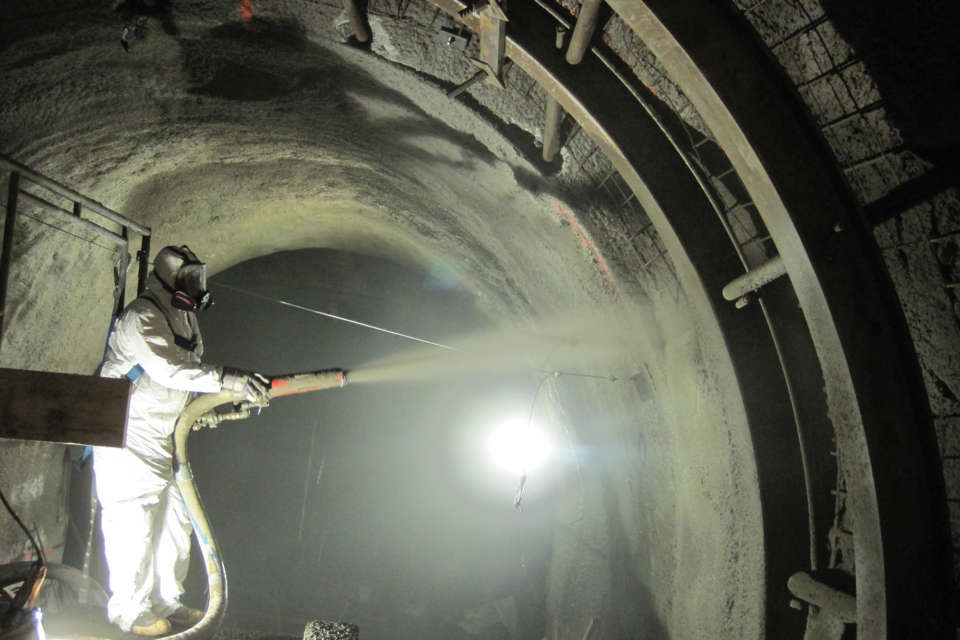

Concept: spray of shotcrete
[[212, 282, 660, 512], [212, 282, 655, 386]]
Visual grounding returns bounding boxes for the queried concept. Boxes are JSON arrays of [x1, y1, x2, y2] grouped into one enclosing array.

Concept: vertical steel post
[[542, 26, 567, 162], [542, 99, 564, 161], [342, 0, 370, 43], [137, 234, 151, 296], [566, 0, 603, 65], [117, 226, 129, 312], [0, 172, 21, 354], [477, 5, 507, 86]]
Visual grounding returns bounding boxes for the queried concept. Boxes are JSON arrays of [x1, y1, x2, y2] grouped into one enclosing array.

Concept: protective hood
[[153, 245, 212, 311]]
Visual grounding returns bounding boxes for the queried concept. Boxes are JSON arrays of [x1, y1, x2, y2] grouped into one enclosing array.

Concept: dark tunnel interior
[[192, 249, 557, 638], [1, 1, 959, 639]]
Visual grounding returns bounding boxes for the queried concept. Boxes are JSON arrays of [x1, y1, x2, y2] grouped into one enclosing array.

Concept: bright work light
[[34, 609, 46, 640], [487, 419, 552, 474]]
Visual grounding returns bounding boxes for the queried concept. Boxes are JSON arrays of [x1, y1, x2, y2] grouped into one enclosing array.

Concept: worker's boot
[[169, 606, 204, 626], [130, 614, 171, 637]]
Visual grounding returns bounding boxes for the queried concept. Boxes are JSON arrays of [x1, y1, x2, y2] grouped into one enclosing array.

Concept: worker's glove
[[221, 368, 271, 403]]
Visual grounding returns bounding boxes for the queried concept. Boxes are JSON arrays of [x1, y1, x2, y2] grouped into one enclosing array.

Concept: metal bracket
[[468, 57, 505, 89], [461, 0, 508, 87], [436, 26, 470, 52]]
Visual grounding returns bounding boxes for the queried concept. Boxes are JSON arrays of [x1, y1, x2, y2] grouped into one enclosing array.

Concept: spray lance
[[167, 368, 347, 640]]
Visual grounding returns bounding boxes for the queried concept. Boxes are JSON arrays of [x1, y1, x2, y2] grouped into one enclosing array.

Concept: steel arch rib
[[604, 1, 954, 637], [428, 1, 821, 637]]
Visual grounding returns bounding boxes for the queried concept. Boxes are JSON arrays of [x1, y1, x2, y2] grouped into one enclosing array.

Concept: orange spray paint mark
[[241, 0, 254, 23], [556, 203, 616, 284]]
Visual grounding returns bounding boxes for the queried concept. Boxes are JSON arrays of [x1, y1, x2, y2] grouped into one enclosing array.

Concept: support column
[[542, 27, 567, 162], [0, 172, 20, 354], [566, 0, 603, 65], [342, 0, 370, 43]]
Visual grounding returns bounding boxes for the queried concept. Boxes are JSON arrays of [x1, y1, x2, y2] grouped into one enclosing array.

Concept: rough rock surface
[[0, 2, 761, 639], [1, 0, 957, 636]]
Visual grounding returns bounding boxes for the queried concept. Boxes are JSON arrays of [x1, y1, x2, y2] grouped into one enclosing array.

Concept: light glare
[[34, 609, 46, 640], [488, 420, 551, 474]]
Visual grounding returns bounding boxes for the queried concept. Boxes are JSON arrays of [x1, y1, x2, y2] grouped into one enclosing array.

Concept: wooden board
[[0, 368, 129, 446]]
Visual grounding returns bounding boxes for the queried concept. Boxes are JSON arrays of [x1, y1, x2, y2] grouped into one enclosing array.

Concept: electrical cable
[[0, 486, 44, 566], [534, 368, 640, 382], [514, 373, 552, 512]]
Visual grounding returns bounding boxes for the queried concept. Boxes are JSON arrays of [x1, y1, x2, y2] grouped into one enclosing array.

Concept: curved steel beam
[[430, 1, 817, 635], [605, 1, 954, 637]]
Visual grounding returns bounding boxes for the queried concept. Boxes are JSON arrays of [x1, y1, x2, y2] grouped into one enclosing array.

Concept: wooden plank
[[0, 368, 129, 446]]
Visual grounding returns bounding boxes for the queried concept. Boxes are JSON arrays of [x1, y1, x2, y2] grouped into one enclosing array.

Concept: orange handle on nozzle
[[268, 369, 347, 398]]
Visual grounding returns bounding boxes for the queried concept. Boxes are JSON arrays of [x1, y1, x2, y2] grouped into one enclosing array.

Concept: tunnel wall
[[0, 5, 760, 639], [0, 2, 771, 637], [0, 0, 957, 635], [318, 0, 960, 615]]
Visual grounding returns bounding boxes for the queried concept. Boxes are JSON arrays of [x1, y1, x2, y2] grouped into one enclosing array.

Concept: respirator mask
[[155, 245, 213, 311]]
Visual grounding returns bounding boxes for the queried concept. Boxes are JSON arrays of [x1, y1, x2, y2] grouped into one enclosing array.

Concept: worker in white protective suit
[[94, 245, 269, 636]]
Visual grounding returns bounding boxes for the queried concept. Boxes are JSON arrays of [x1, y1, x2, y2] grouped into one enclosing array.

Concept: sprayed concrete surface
[[0, 3, 766, 638], [186, 250, 762, 639], [9, 0, 958, 637]]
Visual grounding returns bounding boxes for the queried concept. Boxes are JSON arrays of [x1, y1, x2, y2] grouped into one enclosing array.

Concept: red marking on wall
[[601, 36, 655, 95], [1, 547, 60, 565], [556, 203, 616, 284], [241, 0, 254, 23]]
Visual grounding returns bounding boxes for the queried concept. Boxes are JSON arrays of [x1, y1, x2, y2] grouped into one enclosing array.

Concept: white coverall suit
[[94, 273, 222, 631]]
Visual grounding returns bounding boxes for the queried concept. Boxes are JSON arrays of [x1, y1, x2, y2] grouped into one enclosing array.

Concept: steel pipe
[[788, 571, 857, 623], [341, 0, 370, 43], [542, 95, 564, 161], [722, 255, 787, 301], [566, 0, 603, 65], [543, 24, 566, 162]]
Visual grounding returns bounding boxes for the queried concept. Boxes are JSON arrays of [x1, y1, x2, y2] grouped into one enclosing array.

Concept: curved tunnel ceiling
[[0, 1, 954, 639]]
